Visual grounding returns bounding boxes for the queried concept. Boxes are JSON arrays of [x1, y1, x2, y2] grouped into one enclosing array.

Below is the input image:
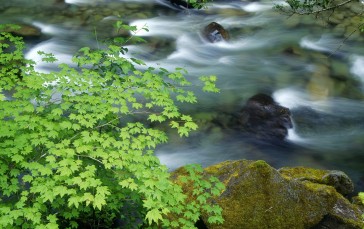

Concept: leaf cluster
[[0, 23, 222, 228], [164, 164, 225, 228], [187, 0, 211, 9], [0, 24, 32, 90]]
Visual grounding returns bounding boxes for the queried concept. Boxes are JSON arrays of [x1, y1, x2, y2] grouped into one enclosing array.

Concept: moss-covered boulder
[[172, 160, 364, 229], [279, 166, 355, 196]]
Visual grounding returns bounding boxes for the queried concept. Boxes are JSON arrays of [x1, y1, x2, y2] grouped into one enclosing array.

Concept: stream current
[[1, 0, 364, 190]]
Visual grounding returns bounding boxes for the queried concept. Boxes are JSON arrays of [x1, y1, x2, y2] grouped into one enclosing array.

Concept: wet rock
[[282, 45, 304, 56], [312, 213, 362, 229], [330, 60, 351, 81], [279, 167, 355, 196], [306, 64, 333, 100], [172, 160, 364, 229], [202, 22, 230, 43], [236, 93, 293, 141], [1, 24, 42, 38], [322, 171, 356, 196]]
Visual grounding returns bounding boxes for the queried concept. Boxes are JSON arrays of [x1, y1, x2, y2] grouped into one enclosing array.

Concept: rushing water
[[1, 0, 364, 189]]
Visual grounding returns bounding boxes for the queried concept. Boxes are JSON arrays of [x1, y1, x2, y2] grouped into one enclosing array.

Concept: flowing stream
[[1, 0, 364, 190]]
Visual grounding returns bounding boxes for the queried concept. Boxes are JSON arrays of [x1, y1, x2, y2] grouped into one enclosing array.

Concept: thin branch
[[293, 0, 354, 15], [123, 23, 148, 45], [95, 116, 121, 129], [77, 154, 104, 165], [328, 22, 364, 57], [94, 26, 100, 50]]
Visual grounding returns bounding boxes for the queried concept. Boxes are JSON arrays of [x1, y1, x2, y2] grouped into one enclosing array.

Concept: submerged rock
[[172, 160, 364, 229], [1, 24, 42, 38], [202, 22, 230, 43], [236, 93, 293, 141]]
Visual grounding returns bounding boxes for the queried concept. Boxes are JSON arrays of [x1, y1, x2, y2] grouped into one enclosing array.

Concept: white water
[[351, 55, 364, 89], [3, 0, 364, 186]]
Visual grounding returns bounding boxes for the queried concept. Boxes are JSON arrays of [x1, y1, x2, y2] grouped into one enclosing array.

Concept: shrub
[[0, 23, 223, 228]]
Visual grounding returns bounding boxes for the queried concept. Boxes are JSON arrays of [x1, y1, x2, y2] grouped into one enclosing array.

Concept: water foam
[[25, 39, 74, 73], [350, 55, 364, 89]]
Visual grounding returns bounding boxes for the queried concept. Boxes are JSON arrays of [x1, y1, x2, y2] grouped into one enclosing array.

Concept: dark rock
[[322, 171, 355, 196], [312, 214, 361, 229], [172, 160, 364, 229], [202, 22, 230, 43], [236, 93, 293, 140]]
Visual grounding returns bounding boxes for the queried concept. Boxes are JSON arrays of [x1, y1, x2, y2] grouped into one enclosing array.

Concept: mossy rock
[[1, 24, 41, 37], [172, 160, 364, 229], [279, 166, 354, 196]]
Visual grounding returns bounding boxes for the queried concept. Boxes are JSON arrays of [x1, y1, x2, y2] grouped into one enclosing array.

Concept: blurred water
[[1, 0, 364, 188]]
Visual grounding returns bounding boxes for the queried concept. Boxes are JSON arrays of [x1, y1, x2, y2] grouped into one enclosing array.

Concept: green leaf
[[22, 174, 33, 183], [119, 178, 138, 191], [68, 196, 81, 208], [51, 108, 63, 116], [11, 154, 24, 163], [145, 208, 163, 225], [54, 186, 69, 198], [60, 121, 72, 130]]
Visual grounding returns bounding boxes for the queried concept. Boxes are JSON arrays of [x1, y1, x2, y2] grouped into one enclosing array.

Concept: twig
[[77, 154, 104, 165], [293, 0, 354, 15], [328, 23, 364, 57]]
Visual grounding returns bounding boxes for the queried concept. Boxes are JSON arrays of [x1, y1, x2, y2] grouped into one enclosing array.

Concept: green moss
[[279, 167, 355, 195], [203, 160, 324, 228], [172, 160, 364, 229], [250, 160, 269, 168], [279, 166, 328, 182]]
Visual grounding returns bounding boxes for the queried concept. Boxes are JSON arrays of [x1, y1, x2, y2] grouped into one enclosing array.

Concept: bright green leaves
[[119, 178, 138, 191], [145, 208, 163, 225], [200, 75, 220, 93], [51, 107, 63, 117], [94, 186, 111, 210], [119, 122, 168, 150], [167, 164, 225, 228], [71, 186, 110, 211], [186, 0, 210, 9], [0, 21, 221, 229], [68, 195, 82, 209], [0, 24, 26, 90], [170, 115, 198, 137], [37, 51, 58, 63], [60, 120, 72, 130]]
